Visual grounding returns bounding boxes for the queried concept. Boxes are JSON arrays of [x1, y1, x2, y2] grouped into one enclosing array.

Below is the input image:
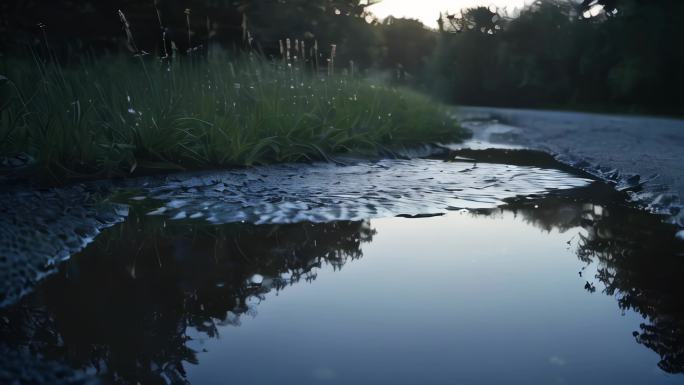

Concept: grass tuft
[[0, 52, 468, 183]]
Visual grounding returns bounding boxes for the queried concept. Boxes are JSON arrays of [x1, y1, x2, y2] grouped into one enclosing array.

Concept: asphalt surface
[[457, 106, 684, 228]]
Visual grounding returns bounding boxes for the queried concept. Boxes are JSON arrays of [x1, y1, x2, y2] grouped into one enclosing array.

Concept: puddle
[[138, 155, 591, 224], [448, 119, 527, 150], [1, 150, 683, 385], [0, 152, 591, 308]]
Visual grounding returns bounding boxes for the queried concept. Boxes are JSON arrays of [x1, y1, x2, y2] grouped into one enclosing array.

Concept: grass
[[0, 51, 468, 183]]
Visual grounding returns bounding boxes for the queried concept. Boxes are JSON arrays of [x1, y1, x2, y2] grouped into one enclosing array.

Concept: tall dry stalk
[[328, 44, 337, 76], [118, 10, 140, 54], [241, 13, 248, 43], [117, 9, 152, 85], [184, 8, 192, 52], [313, 40, 319, 73], [154, 0, 163, 30], [153, 0, 169, 60], [286, 38, 291, 64], [294, 38, 300, 62]]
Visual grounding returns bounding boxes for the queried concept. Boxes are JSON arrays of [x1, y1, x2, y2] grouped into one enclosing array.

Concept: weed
[[0, 10, 466, 184]]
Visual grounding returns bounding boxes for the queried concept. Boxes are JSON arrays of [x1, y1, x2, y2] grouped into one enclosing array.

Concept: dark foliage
[[1, 0, 681, 113], [508, 187, 684, 373], [430, 0, 684, 114], [0, 0, 378, 65], [0, 211, 375, 384]]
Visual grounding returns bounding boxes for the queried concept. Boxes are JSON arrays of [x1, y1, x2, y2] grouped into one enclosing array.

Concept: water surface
[[1, 151, 683, 385]]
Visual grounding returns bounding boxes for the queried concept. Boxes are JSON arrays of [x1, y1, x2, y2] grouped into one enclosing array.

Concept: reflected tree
[[3, 182, 683, 383], [576, 203, 684, 373], [504, 186, 684, 373], [0, 208, 375, 385]]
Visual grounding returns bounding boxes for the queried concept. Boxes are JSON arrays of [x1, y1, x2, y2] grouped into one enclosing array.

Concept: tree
[[0, 0, 380, 67], [378, 17, 437, 82], [427, 0, 684, 114]]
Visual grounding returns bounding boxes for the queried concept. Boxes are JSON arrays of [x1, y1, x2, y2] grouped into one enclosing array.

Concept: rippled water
[[1, 151, 683, 385], [140, 156, 591, 224], [0, 152, 590, 308]]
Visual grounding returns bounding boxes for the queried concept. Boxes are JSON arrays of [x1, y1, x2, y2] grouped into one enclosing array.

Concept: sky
[[367, 0, 532, 29]]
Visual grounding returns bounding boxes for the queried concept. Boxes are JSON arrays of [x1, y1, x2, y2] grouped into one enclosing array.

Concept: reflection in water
[[0, 211, 374, 384], [0, 152, 591, 308], [503, 184, 684, 374], [1, 182, 683, 384]]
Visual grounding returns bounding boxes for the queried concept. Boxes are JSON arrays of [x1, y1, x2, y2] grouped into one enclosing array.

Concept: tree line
[[1, 0, 681, 114], [428, 0, 684, 115]]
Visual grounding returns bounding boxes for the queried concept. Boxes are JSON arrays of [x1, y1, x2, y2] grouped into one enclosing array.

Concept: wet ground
[[457, 107, 684, 228], [1, 146, 683, 385]]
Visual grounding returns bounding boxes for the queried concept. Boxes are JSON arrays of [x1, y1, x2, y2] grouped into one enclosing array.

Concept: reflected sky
[[184, 212, 680, 385], [0, 149, 593, 308], [4, 185, 682, 385], [1, 140, 682, 385]]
